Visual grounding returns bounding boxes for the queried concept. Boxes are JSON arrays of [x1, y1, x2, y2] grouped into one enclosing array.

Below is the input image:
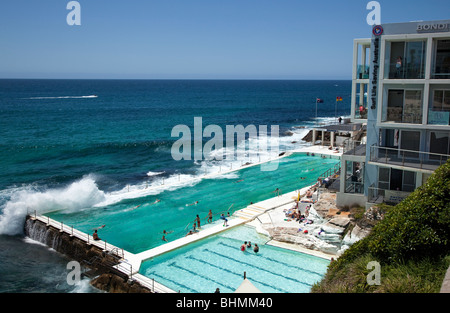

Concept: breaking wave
[[23, 95, 98, 100], [0, 175, 105, 235]]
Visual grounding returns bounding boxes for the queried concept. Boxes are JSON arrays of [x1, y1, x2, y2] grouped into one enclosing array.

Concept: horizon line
[[0, 77, 352, 81]]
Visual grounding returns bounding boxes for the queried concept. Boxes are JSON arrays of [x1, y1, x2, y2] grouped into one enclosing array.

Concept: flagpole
[[315, 98, 318, 127], [335, 97, 337, 124]]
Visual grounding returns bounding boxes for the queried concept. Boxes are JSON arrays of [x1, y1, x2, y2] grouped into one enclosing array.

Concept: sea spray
[[0, 175, 106, 235], [197, 125, 310, 175]]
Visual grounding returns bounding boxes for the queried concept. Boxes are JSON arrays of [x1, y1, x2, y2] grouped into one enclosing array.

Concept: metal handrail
[[369, 144, 450, 170], [342, 139, 364, 155], [367, 184, 412, 204], [30, 213, 125, 258], [370, 144, 450, 159]]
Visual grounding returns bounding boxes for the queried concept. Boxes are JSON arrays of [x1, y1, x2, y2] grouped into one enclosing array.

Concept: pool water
[[139, 226, 330, 293], [47, 153, 339, 254]]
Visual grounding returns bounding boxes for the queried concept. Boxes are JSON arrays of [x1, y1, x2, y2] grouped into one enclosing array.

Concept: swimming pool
[[46, 153, 339, 254], [139, 226, 330, 293]]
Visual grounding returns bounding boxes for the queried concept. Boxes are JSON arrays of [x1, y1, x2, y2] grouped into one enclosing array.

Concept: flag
[[336, 96, 343, 101], [316, 98, 323, 103]]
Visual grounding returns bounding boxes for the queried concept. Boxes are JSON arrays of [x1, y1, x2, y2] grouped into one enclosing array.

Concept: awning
[[234, 278, 262, 293]]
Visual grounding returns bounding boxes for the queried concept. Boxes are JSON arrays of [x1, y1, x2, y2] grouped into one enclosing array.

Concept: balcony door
[[399, 130, 420, 159], [429, 131, 450, 160], [387, 41, 426, 79], [384, 89, 423, 124], [378, 167, 416, 192]]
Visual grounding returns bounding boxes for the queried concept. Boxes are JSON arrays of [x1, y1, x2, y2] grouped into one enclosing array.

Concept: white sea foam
[[69, 277, 97, 293], [24, 95, 98, 100], [0, 175, 106, 235], [146, 171, 165, 177], [22, 236, 50, 248], [197, 124, 310, 175], [0, 170, 213, 234]]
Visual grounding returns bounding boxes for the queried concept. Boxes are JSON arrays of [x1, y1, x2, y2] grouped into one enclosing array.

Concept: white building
[[337, 19, 450, 208]]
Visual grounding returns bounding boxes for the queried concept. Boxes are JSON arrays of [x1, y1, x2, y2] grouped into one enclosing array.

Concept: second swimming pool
[[139, 225, 330, 293]]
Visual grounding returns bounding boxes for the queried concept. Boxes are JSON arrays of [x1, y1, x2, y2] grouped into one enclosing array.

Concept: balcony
[[369, 144, 450, 173], [368, 184, 411, 205], [343, 140, 366, 157], [357, 65, 370, 80]]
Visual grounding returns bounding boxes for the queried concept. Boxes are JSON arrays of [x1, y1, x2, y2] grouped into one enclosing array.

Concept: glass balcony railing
[[357, 65, 370, 79], [368, 184, 411, 205], [382, 108, 422, 124], [369, 144, 450, 172], [386, 62, 425, 80], [345, 180, 364, 194]]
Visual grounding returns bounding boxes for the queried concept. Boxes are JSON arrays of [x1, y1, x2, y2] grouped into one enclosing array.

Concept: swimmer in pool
[[93, 225, 105, 231]]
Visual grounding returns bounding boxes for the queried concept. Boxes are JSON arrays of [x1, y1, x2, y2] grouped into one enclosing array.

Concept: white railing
[[28, 212, 124, 259], [369, 144, 450, 172]]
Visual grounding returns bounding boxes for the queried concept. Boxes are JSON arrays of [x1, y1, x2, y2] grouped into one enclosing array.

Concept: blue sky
[[0, 0, 448, 79]]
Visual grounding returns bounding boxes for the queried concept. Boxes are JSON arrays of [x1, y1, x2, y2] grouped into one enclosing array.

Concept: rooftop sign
[[417, 23, 449, 33]]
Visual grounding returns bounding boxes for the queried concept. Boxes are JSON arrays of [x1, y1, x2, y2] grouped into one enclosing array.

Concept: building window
[[428, 89, 450, 125], [429, 131, 450, 159], [355, 82, 368, 119], [385, 40, 426, 79], [400, 130, 421, 158], [377, 167, 416, 192], [345, 161, 364, 194], [382, 89, 423, 124], [356, 41, 370, 79], [432, 39, 450, 79]]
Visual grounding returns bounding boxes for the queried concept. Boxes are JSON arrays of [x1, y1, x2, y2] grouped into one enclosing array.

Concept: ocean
[[0, 79, 350, 292]]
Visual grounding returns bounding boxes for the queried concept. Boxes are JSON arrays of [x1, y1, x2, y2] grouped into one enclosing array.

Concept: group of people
[[182, 210, 231, 238], [92, 202, 233, 243], [284, 204, 311, 223], [284, 198, 313, 221], [240, 241, 259, 253]]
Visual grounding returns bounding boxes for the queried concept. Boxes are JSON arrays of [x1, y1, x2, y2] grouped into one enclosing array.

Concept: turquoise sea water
[[0, 79, 350, 292]]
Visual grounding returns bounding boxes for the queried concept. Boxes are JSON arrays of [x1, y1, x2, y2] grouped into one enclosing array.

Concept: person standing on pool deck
[[195, 215, 201, 229], [207, 210, 213, 223], [220, 213, 228, 227]]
